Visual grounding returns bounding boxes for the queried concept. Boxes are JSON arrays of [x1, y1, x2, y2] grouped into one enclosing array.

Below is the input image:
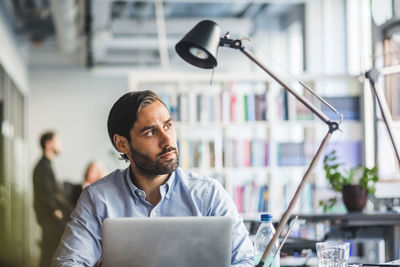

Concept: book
[[277, 90, 289, 120], [296, 89, 315, 120], [246, 92, 256, 121], [221, 90, 231, 123], [255, 93, 267, 121], [277, 142, 306, 166], [322, 96, 360, 121]]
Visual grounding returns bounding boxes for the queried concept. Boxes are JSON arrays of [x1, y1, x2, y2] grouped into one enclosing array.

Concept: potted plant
[[319, 150, 378, 212]]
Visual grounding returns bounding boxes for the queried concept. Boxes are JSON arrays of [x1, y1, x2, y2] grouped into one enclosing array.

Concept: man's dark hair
[[107, 90, 167, 161], [40, 131, 55, 150]]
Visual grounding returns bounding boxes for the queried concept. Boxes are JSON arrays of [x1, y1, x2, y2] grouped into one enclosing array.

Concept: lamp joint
[[219, 37, 242, 50], [328, 121, 339, 133]]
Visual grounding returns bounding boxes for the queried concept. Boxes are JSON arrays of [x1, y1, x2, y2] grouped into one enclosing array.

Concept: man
[[33, 131, 72, 267], [53, 90, 254, 266]]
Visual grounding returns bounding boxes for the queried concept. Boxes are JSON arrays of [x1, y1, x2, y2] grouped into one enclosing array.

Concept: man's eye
[[145, 130, 156, 136], [164, 124, 171, 130]]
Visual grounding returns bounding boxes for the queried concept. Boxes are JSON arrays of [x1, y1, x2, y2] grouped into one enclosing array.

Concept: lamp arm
[[240, 47, 333, 126], [255, 128, 335, 267], [365, 69, 400, 171], [217, 38, 342, 266], [219, 37, 336, 127]]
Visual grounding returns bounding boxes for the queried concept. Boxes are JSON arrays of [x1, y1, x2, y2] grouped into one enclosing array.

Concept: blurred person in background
[[83, 161, 106, 188], [33, 131, 73, 267], [64, 161, 106, 207]]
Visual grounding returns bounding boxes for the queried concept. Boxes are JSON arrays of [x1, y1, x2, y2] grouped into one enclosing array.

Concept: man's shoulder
[[85, 168, 128, 192], [33, 157, 49, 168], [33, 157, 52, 177]]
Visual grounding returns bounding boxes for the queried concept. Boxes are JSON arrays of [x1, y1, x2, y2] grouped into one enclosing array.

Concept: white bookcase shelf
[[129, 72, 363, 218]]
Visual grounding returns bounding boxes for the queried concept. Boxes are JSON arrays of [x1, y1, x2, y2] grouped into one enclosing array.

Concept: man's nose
[[159, 129, 172, 147]]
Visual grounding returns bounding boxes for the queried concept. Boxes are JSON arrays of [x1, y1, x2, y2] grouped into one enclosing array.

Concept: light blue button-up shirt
[[53, 167, 254, 266]]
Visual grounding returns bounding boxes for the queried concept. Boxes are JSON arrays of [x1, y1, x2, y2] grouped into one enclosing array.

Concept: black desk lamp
[[175, 20, 342, 267]]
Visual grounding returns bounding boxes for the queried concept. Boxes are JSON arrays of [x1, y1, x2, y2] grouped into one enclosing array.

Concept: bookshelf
[[371, 3, 400, 181], [129, 72, 363, 218]]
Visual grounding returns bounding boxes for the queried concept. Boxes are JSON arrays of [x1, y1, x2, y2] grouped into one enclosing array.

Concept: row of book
[[233, 183, 270, 214], [322, 96, 361, 120], [232, 181, 315, 215], [223, 140, 269, 168], [278, 91, 361, 121], [277, 142, 307, 166], [160, 90, 268, 123], [160, 89, 361, 123], [177, 139, 269, 169], [177, 139, 362, 169], [384, 73, 400, 120], [178, 140, 215, 169], [383, 34, 400, 119], [277, 140, 362, 167], [384, 35, 400, 67]]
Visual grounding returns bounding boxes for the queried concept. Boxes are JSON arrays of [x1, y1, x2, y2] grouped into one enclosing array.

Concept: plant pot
[[342, 185, 368, 212]]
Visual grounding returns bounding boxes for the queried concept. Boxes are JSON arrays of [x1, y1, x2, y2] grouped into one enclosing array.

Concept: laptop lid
[[102, 216, 232, 267]]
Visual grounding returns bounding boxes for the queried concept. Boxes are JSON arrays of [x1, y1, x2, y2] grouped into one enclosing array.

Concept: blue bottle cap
[[260, 213, 272, 222]]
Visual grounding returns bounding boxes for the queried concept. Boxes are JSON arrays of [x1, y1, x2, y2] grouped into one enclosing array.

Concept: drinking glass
[[316, 241, 350, 267]]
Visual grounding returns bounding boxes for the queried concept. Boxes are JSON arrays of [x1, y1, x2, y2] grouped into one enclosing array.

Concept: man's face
[[50, 135, 62, 155], [128, 100, 178, 176]]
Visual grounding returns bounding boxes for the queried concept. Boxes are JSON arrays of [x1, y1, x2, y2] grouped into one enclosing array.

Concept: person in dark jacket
[[33, 131, 72, 267]]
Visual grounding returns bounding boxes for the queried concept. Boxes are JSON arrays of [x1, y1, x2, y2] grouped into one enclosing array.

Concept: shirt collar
[[162, 170, 177, 200], [124, 167, 140, 202], [124, 167, 178, 201], [42, 155, 51, 163]]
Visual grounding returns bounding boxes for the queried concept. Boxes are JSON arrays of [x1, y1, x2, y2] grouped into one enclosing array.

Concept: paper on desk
[[386, 260, 400, 265]]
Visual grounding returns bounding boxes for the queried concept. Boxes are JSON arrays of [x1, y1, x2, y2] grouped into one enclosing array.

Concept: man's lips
[[159, 150, 176, 159]]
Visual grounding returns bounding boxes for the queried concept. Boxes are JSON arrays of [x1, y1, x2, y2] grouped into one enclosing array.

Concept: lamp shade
[[175, 20, 221, 69]]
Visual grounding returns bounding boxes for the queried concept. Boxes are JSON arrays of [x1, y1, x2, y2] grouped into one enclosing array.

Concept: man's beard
[[130, 145, 178, 176], [53, 147, 60, 155]]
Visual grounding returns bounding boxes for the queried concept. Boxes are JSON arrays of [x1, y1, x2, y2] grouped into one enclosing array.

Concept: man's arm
[[52, 187, 103, 267], [205, 181, 255, 267], [33, 164, 62, 220]]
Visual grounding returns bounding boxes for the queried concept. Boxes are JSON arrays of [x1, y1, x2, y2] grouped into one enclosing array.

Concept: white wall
[[306, 0, 347, 74], [0, 6, 28, 94], [27, 45, 129, 264], [29, 65, 128, 184]]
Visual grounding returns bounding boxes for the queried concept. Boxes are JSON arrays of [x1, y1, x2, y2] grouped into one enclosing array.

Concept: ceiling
[[5, 0, 304, 70]]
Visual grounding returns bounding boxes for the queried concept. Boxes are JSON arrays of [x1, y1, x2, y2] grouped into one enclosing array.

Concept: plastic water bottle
[[254, 213, 280, 267]]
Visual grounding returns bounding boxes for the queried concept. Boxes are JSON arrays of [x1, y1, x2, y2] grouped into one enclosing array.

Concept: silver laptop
[[102, 216, 232, 267]]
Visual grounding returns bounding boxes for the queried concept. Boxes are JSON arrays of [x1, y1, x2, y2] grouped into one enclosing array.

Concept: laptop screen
[[102, 216, 232, 267]]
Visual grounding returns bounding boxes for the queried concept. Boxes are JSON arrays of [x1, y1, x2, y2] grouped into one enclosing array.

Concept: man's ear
[[113, 134, 130, 154], [44, 139, 53, 150]]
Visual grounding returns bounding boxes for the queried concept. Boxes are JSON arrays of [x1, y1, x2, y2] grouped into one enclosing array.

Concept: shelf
[[280, 256, 363, 266], [292, 212, 400, 226], [381, 65, 400, 76], [175, 121, 271, 128], [132, 74, 364, 218], [377, 118, 400, 125], [175, 120, 360, 129], [377, 17, 400, 32], [128, 71, 361, 84], [189, 166, 271, 174]]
